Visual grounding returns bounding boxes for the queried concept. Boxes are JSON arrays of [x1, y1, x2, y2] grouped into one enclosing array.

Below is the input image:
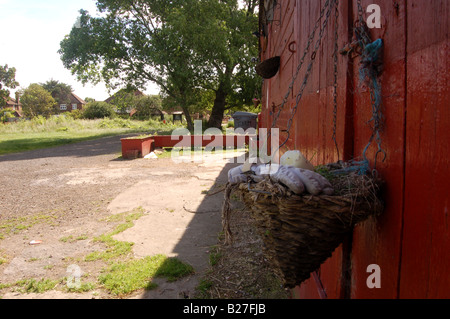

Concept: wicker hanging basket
[[222, 162, 384, 288]]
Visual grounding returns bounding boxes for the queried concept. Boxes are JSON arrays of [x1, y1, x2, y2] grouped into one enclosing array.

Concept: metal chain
[[332, 0, 340, 160], [355, 0, 371, 46], [276, 0, 338, 151], [270, 0, 333, 131], [357, 0, 365, 23], [259, 0, 336, 162]]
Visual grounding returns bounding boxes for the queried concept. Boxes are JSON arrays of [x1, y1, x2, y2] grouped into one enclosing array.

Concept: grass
[[89, 207, 194, 296], [82, 207, 194, 296], [195, 279, 214, 298], [15, 278, 59, 293], [98, 254, 194, 296], [0, 214, 57, 240], [0, 116, 183, 155], [85, 208, 146, 262], [0, 205, 193, 297], [59, 234, 88, 243], [208, 246, 222, 266]]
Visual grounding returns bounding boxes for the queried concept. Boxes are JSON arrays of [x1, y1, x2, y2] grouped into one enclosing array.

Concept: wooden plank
[[349, 0, 407, 298], [258, 0, 449, 299], [294, 0, 346, 298], [400, 0, 450, 297]]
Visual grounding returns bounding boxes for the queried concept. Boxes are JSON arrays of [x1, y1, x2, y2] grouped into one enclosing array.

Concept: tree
[[40, 79, 73, 108], [134, 94, 162, 119], [20, 84, 56, 118], [0, 64, 19, 107], [172, 0, 260, 128], [59, 0, 260, 130], [105, 88, 143, 114], [83, 101, 116, 119]]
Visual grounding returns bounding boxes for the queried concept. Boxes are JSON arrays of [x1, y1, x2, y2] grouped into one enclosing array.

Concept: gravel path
[[0, 135, 242, 299]]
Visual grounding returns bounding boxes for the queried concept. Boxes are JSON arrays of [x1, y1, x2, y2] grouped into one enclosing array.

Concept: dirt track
[[0, 135, 247, 299]]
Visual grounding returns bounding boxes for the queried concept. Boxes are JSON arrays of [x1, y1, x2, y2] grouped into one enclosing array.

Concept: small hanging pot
[[255, 56, 280, 79]]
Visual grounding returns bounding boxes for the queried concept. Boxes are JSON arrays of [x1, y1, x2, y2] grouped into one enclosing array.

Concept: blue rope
[[359, 38, 385, 168], [330, 39, 384, 176], [331, 159, 370, 176], [359, 38, 383, 81]]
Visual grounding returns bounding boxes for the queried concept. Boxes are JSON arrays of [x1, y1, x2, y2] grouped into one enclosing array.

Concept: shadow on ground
[[139, 160, 239, 299]]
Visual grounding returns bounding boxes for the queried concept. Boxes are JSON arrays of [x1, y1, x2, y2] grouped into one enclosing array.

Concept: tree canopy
[[20, 84, 56, 118], [59, 0, 260, 130], [0, 64, 19, 107], [40, 79, 73, 106]]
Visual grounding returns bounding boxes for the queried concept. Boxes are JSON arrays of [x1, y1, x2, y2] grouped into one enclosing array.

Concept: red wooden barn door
[[259, 0, 449, 298], [347, 0, 407, 299], [294, 0, 449, 299], [400, 0, 450, 298], [289, 0, 354, 298], [349, 0, 450, 299]]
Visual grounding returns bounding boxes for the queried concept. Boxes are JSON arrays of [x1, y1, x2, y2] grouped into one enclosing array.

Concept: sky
[[0, 0, 159, 101]]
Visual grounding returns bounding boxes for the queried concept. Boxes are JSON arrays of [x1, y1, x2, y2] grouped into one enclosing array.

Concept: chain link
[[270, 0, 333, 131], [332, 0, 340, 160], [262, 0, 385, 169], [276, 0, 338, 151]]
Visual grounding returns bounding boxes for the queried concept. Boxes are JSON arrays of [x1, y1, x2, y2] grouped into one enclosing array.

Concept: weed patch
[[99, 254, 194, 296], [15, 278, 59, 293], [0, 214, 57, 240], [85, 208, 145, 261]]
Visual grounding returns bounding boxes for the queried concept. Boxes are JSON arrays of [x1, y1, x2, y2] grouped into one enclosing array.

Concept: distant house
[[2, 96, 23, 118], [59, 93, 86, 113]]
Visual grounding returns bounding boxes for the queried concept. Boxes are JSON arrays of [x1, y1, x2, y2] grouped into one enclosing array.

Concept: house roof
[[2, 96, 21, 107], [104, 89, 144, 104], [69, 93, 86, 105]]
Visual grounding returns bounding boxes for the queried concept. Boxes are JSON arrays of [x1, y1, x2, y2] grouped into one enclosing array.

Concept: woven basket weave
[[222, 165, 384, 288], [255, 56, 281, 79]]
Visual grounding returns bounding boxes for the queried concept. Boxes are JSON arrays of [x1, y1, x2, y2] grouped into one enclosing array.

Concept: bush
[[0, 109, 14, 123], [65, 109, 84, 120], [83, 101, 116, 119], [98, 118, 136, 129]]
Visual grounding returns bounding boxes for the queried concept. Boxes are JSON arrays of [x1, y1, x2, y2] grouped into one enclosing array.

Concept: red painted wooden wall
[[258, 0, 449, 299]]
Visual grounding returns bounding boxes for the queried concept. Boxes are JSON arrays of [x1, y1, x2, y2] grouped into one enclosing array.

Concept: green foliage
[[0, 214, 56, 239], [59, 0, 260, 130], [83, 101, 116, 119], [0, 108, 14, 123], [0, 64, 19, 107], [98, 255, 194, 295], [106, 88, 142, 114], [40, 79, 73, 106], [0, 116, 185, 155], [208, 246, 222, 266], [85, 208, 144, 262], [134, 95, 163, 119], [20, 83, 56, 118], [65, 109, 84, 120], [15, 278, 59, 293]]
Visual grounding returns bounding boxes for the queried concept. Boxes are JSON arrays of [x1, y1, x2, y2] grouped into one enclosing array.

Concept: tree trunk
[[181, 103, 194, 132], [208, 66, 233, 129], [208, 84, 227, 129]]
